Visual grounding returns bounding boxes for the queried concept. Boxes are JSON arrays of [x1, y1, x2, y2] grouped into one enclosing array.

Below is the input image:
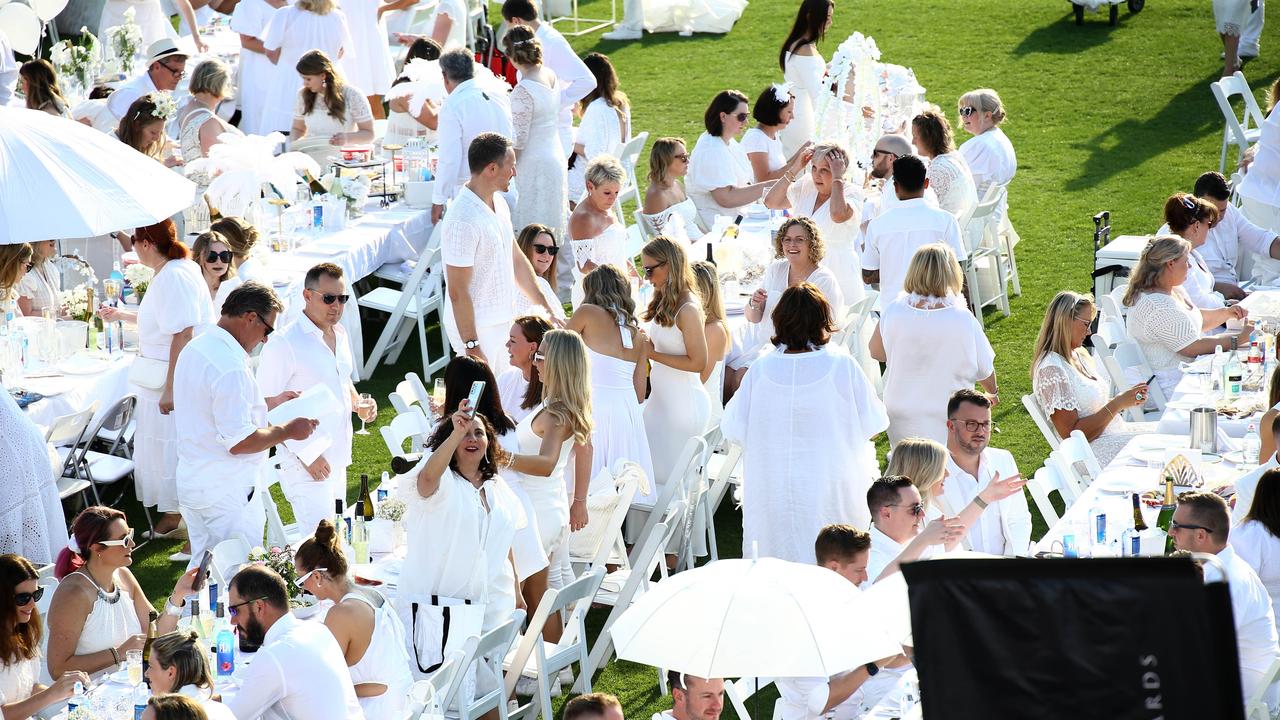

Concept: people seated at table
[[692, 260, 730, 423], [956, 88, 1016, 224], [431, 50, 514, 221], [507, 26, 569, 246], [176, 60, 241, 163], [514, 224, 566, 320], [660, 672, 725, 720], [98, 221, 213, 559], [145, 631, 236, 719], [209, 217, 267, 286], [742, 84, 797, 183], [143, 694, 211, 720], [18, 60, 68, 117], [191, 230, 241, 313], [259, 263, 375, 536], [865, 477, 964, 584], [778, 0, 832, 156], [1032, 290, 1155, 465], [16, 239, 61, 318], [294, 521, 413, 719], [723, 283, 887, 563], [569, 53, 632, 198], [1159, 192, 1230, 308], [861, 156, 965, 309], [563, 692, 625, 720], [641, 137, 702, 237], [501, 0, 597, 155], [225, 566, 365, 719], [1122, 235, 1252, 397], [1234, 468, 1280, 630], [116, 95, 181, 168], [289, 51, 375, 166], [385, 39, 442, 147], [47, 507, 197, 678], [568, 156, 639, 305], [498, 315, 554, 425], [1192, 171, 1280, 288], [1169, 492, 1280, 710], [106, 41, 188, 122], [687, 90, 772, 230], [912, 105, 978, 219], [0, 554, 91, 720], [261, 0, 354, 135], [763, 142, 864, 304], [870, 243, 994, 445]]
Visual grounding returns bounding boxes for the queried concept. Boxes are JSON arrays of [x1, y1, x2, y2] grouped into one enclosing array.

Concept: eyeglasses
[[957, 419, 992, 432], [294, 567, 326, 588], [1073, 315, 1095, 326], [257, 315, 275, 337], [15, 587, 45, 607], [158, 60, 186, 80], [959, 106, 977, 117], [642, 261, 667, 278], [227, 596, 268, 617], [317, 293, 350, 305], [1169, 520, 1214, 533], [888, 502, 925, 517], [97, 530, 136, 547], [205, 251, 233, 264], [531, 244, 559, 256]]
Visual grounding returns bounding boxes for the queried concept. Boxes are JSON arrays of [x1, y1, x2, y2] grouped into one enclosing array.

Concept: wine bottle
[[1122, 492, 1146, 556], [1132, 491, 1148, 532], [302, 170, 328, 196], [1157, 475, 1176, 554], [333, 498, 346, 547], [352, 502, 369, 564], [359, 474, 374, 520], [142, 609, 158, 668]]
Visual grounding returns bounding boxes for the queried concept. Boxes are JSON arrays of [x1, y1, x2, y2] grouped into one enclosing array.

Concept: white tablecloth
[[1155, 370, 1268, 439], [17, 353, 135, 432]]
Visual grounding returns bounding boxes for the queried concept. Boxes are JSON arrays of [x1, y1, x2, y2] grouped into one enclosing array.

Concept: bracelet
[[109, 647, 120, 665], [164, 595, 186, 617], [973, 496, 989, 510], [1102, 403, 1115, 418], [782, 171, 796, 183], [572, 497, 586, 504]]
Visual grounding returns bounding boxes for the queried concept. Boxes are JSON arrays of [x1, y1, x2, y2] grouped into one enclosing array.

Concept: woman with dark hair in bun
[[295, 520, 412, 717], [98, 220, 215, 554]]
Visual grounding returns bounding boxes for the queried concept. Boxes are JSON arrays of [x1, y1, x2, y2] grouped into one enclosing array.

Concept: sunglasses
[[15, 587, 45, 607], [23, 262, 33, 272], [227, 596, 267, 617], [533, 351, 546, 362], [316, 293, 349, 305], [642, 261, 667, 278], [871, 148, 895, 158], [258, 315, 275, 337], [205, 250, 233, 264], [1169, 520, 1214, 533], [97, 530, 136, 547], [890, 502, 926, 517], [674, 153, 690, 162], [294, 567, 326, 588], [531, 244, 559, 256], [729, 112, 748, 122], [959, 106, 977, 117]]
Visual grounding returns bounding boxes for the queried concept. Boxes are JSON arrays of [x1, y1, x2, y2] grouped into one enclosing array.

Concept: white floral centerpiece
[[105, 7, 144, 74], [151, 91, 178, 121], [371, 497, 407, 551], [186, 132, 321, 218], [49, 29, 100, 94], [124, 263, 154, 301], [318, 171, 372, 216], [375, 497, 406, 522], [58, 284, 94, 323]]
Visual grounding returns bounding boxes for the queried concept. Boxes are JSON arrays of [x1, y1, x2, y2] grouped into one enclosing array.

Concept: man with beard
[[943, 389, 1032, 556], [225, 566, 365, 720], [858, 133, 938, 230]]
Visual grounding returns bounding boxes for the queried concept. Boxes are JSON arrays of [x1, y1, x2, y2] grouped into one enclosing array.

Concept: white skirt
[[133, 383, 180, 512], [1215, 0, 1250, 35]]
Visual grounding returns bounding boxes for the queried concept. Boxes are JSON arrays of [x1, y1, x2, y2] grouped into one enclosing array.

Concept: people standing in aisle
[[778, 0, 832, 156], [514, 224, 566, 321], [230, 0, 285, 135], [191, 230, 242, 313], [431, 50, 514, 221], [501, 0, 596, 155], [569, 53, 631, 198], [506, 27, 569, 248], [342, 0, 395, 119], [911, 106, 978, 220], [499, 315, 554, 424], [261, 0, 353, 134]]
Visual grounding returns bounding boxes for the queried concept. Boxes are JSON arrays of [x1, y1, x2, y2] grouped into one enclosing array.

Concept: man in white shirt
[[107, 39, 189, 120], [653, 672, 724, 720], [865, 477, 963, 584], [501, 0, 596, 154], [1170, 491, 1280, 711], [430, 49, 514, 222], [859, 135, 938, 229], [257, 263, 376, 537], [442, 133, 562, 375], [861, 155, 965, 307], [227, 565, 365, 720], [943, 390, 1033, 556], [174, 283, 317, 569], [1192, 171, 1280, 294]]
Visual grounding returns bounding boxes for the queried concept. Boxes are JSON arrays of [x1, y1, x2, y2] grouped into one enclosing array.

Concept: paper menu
[[268, 384, 340, 464]]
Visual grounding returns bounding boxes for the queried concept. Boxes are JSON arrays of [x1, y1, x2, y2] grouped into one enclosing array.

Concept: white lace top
[[0, 655, 37, 705], [1033, 351, 1129, 436], [926, 152, 978, 219], [1125, 289, 1202, 394]]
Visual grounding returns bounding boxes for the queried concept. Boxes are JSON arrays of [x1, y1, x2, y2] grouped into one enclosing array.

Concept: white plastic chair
[[382, 406, 433, 458], [407, 650, 465, 720], [1245, 657, 1280, 720], [989, 183, 1022, 297], [1098, 291, 1127, 324], [724, 676, 777, 720], [568, 462, 644, 576], [46, 404, 98, 506], [1048, 430, 1103, 499], [211, 538, 251, 586], [960, 186, 1010, 317], [699, 442, 743, 562], [261, 462, 302, 548], [391, 372, 434, 416], [1104, 340, 1167, 414], [36, 576, 56, 685], [613, 132, 649, 223], [58, 396, 137, 515], [1211, 71, 1266, 173], [359, 246, 448, 381], [626, 436, 707, 566], [1021, 394, 1062, 452], [443, 611, 524, 720], [1026, 464, 1067, 529]]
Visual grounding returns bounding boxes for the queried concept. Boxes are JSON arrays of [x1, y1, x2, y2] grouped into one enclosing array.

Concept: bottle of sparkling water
[[67, 681, 85, 714], [1243, 423, 1262, 470]]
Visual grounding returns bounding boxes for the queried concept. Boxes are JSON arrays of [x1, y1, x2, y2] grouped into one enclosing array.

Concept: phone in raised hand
[[465, 381, 485, 418]]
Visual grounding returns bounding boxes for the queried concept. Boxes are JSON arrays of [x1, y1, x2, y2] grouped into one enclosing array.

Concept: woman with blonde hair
[[911, 106, 978, 219], [262, 3, 354, 134], [957, 88, 1015, 225], [692, 260, 730, 420], [641, 137, 701, 236], [870, 243, 996, 445], [568, 155, 636, 305], [506, 26, 568, 249], [1123, 235, 1252, 396], [142, 694, 209, 720], [177, 60, 241, 162], [514, 224, 565, 319], [289, 51, 373, 163], [15, 240, 61, 317], [1031, 291, 1153, 465], [144, 632, 234, 718], [190, 231, 241, 314], [567, 265, 653, 487], [640, 237, 710, 495]]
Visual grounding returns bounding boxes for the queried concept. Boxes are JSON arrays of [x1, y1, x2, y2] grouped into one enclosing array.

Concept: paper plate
[[57, 356, 110, 375]]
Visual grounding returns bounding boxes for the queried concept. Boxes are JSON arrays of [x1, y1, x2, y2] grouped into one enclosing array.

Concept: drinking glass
[[356, 393, 374, 435], [126, 649, 143, 686]]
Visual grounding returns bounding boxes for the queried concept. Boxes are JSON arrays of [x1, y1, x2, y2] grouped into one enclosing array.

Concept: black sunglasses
[[532, 244, 559, 256], [642, 261, 666, 278], [732, 112, 748, 122], [319, 293, 350, 305], [1170, 520, 1214, 534], [890, 502, 925, 516], [205, 250, 233, 264], [257, 315, 275, 337], [15, 586, 45, 607], [959, 106, 977, 117]]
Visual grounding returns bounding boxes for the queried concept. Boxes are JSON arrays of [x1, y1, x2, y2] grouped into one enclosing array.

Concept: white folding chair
[[46, 404, 98, 506], [391, 372, 435, 416], [1098, 291, 1127, 324], [679, 426, 723, 570], [613, 132, 649, 223], [443, 612, 524, 720], [382, 406, 433, 458], [504, 569, 606, 720], [989, 183, 1022, 297], [1026, 464, 1067, 528], [1049, 430, 1103, 499], [1021, 394, 1062, 452], [1245, 657, 1280, 720], [626, 437, 707, 566], [1105, 340, 1167, 414], [700, 442, 743, 563], [59, 396, 137, 516], [359, 246, 448, 381], [211, 538, 251, 586], [36, 576, 57, 685], [262, 462, 302, 548], [568, 461, 644, 576], [1211, 71, 1266, 173], [724, 676, 776, 720], [961, 185, 1010, 317], [407, 650, 465, 720]]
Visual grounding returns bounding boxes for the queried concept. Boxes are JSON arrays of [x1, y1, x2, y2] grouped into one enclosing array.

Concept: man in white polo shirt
[[174, 282, 317, 568], [430, 49, 513, 224], [865, 476, 962, 584], [441, 132, 562, 375], [107, 39, 188, 120], [861, 155, 965, 307], [943, 389, 1032, 556]]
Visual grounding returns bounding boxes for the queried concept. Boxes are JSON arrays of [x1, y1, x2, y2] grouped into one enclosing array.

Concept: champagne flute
[[356, 393, 374, 435]]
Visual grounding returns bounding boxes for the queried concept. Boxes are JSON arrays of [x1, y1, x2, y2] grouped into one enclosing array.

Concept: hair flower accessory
[[771, 82, 794, 104], [151, 92, 177, 120]]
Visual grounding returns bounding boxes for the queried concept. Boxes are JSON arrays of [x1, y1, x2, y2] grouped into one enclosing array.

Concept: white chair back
[[627, 436, 707, 567], [700, 442, 744, 563], [1107, 340, 1167, 412], [960, 186, 1009, 316], [359, 245, 448, 381], [1026, 465, 1066, 529], [725, 676, 776, 720], [1210, 71, 1266, 173], [45, 405, 97, 447], [407, 650, 464, 720], [211, 537, 252, 586], [1021, 393, 1062, 452], [569, 461, 644, 573], [446, 612, 524, 720], [36, 576, 57, 685], [1098, 291, 1127, 324], [1049, 430, 1103, 499], [614, 132, 650, 222], [381, 406, 433, 457], [1245, 657, 1280, 720]]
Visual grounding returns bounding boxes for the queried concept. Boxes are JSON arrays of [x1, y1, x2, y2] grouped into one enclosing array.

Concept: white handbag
[[409, 597, 486, 674], [127, 356, 168, 390]]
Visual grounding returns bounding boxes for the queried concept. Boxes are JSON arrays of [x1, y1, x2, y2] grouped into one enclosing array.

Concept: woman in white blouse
[[15, 240, 60, 318], [1122, 235, 1251, 397], [262, 0, 353, 134], [514, 224, 565, 321], [870, 243, 996, 446], [144, 632, 235, 720], [956, 89, 1015, 225], [569, 53, 631, 196], [1162, 193, 1228, 310], [1031, 291, 1154, 466], [290, 51, 374, 164], [777, 0, 833, 156], [912, 106, 978, 220], [191, 231, 242, 315], [0, 554, 90, 720], [641, 137, 702, 236], [742, 84, 799, 182], [1236, 470, 1280, 618], [687, 90, 772, 230]]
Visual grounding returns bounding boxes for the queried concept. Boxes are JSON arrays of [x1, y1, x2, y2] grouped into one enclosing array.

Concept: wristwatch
[[463, 339, 480, 350], [864, 662, 880, 677]]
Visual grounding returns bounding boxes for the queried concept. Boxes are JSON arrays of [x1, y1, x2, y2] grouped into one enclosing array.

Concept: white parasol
[[0, 107, 198, 244]]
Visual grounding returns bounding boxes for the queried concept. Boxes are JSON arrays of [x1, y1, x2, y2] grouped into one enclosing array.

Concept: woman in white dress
[[870, 243, 996, 446], [763, 142, 864, 304], [1031, 291, 1155, 466], [289, 51, 374, 164], [514, 224, 566, 321], [912, 106, 978, 220], [505, 27, 568, 248], [144, 632, 236, 720], [176, 61, 241, 163], [342, 0, 394, 118], [0, 555, 90, 719], [693, 261, 729, 424], [210, 217, 268, 287], [742, 84, 798, 182], [687, 90, 772, 230], [1214, 0, 1251, 77], [723, 283, 887, 563], [640, 238, 710, 495], [567, 156, 638, 306], [47, 507, 197, 678], [778, 0, 832, 156], [500, 316, 554, 424], [569, 53, 631, 197], [1163, 193, 1228, 310], [567, 265, 654, 486], [1235, 472, 1280, 615], [262, 0, 353, 134], [957, 89, 1016, 226], [97, 221, 214, 544], [231, 0, 283, 135], [1239, 91, 1280, 233], [1122, 236, 1251, 397], [15, 240, 60, 318], [99, 0, 204, 51], [295, 521, 413, 719], [641, 137, 702, 237], [191, 231, 242, 315]]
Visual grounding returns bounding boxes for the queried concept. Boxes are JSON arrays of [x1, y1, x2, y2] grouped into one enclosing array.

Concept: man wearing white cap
[[107, 39, 188, 120]]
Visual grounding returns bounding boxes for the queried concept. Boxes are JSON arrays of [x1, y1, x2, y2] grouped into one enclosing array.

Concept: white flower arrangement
[[58, 284, 93, 322], [318, 172, 372, 212], [50, 29, 100, 90], [151, 91, 177, 120], [106, 8, 144, 74], [123, 263, 154, 300], [375, 498, 407, 522]]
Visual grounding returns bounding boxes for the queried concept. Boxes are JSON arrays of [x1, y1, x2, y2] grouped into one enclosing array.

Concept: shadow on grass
[[1011, 6, 1137, 56]]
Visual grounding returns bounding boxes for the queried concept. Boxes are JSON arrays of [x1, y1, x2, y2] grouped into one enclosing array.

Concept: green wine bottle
[[1156, 475, 1176, 554]]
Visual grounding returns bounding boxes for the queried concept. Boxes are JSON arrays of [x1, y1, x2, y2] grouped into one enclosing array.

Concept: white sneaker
[[168, 551, 192, 563], [558, 667, 574, 686], [601, 26, 642, 40]]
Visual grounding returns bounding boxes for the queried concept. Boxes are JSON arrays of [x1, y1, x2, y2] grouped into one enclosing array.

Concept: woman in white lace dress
[[567, 156, 638, 306], [1122, 236, 1251, 397], [0, 555, 91, 719], [505, 27, 568, 250], [1031, 291, 1155, 466], [742, 84, 798, 182], [569, 53, 631, 197], [778, 0, 832, 156], [912, 106, 978, 220], [641, 137, 701, 237], [289, 51, 374, 165]]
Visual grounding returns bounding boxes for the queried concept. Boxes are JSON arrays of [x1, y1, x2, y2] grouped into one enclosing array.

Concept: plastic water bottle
[[67, 681, 85, 713], [208, 577, 219, 616], [1089, 505, 1107, 546], [216, 622, 235, 677], [1244, 423, 1262, 470], [133, 684, 149, 720]]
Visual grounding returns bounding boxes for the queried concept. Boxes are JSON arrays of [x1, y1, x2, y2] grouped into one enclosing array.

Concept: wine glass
[[356, 393, 375, 435], [126, 649, 143, 686], [432, 378, 446, 418]]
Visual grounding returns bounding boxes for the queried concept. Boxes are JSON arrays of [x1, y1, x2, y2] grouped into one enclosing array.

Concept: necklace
[[77, 568, 122, 604]]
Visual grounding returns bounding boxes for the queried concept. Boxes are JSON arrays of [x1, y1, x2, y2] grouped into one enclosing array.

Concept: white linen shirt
[[942, 450, 1032, 556], [226, 612, 365, 720], [173, 326, 268, 510], [432, 79, 514, 204], [1218, 544, 1280, 708], [107, 70, 161, 120], [687, 132, 754, 230], [861, 198, 965, 309], [740, 127, 787, 177], [1240, 104, 1280, 209], [1201, 204, 1278, 283], [137, 259, 214, 361], [256, 313, 356, 468], [440, 187, 517, 327], [1233, 520, 1280, 628], [866, 523, 935, 585]]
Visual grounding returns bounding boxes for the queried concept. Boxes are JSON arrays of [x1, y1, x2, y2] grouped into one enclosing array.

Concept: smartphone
[[1145, 374, 1156, 386], [465, 380, 485, 417], [192, 550, 214, 592]]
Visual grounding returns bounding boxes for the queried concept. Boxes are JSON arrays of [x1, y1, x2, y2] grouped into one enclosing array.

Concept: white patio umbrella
[[609, 556, 903, 679], [0, 107, 198, 244]]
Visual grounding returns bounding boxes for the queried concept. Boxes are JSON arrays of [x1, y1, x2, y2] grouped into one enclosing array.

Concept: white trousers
[[443, 308, 511, 376], [180, 484, 266, 571], [1244, 0, 1265, 53], [616, 0, 643, 32], [277, 455, 349, 540]]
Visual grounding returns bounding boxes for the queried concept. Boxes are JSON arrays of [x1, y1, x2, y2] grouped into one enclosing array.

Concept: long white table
[[1155, 363, 1269, 439], [18, 353, 135, 431]]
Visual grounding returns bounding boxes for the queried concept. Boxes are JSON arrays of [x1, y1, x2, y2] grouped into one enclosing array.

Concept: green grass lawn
[[117, 0, 1279, 716]]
